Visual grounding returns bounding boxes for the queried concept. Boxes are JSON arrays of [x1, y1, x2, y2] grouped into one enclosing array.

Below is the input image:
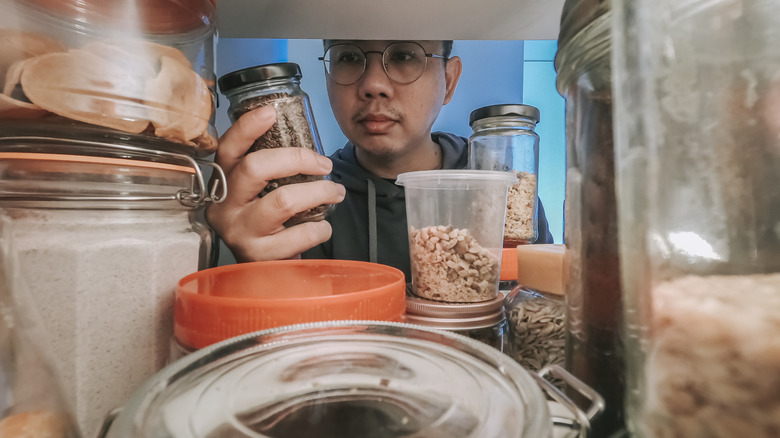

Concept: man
[[207, 40, 553, 279]]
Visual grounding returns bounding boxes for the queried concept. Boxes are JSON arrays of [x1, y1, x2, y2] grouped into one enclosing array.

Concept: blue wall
[[215, 38, 565, 244]]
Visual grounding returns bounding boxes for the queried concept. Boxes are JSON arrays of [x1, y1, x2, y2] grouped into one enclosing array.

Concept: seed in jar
[[507, 291, 566, 373], [410, 225, 500, 302]]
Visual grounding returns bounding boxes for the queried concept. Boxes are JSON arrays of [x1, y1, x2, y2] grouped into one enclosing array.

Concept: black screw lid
[[469, 104, 541, 126], [218, 62, 302, 94]]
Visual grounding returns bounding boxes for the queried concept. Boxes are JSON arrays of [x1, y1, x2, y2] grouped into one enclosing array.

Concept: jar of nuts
[[468, 104, 541, 247], [218, 62, 332, 226], [405, 292, 508, 353]]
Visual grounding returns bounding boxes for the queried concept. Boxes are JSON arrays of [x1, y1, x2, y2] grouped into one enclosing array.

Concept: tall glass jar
[[218, 62, 332, 226], [0, 0, 218, 156], [555, 0, 627, 436], [612, 1, 780, 437], [0, 135, 216, 438], [468, 104, 541, 246]]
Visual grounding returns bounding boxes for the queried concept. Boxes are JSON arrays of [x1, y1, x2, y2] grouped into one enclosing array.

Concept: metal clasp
[[532, 364, 605, 438]]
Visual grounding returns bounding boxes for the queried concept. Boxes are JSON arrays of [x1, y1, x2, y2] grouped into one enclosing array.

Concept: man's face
[[323, 40, 461, 160]]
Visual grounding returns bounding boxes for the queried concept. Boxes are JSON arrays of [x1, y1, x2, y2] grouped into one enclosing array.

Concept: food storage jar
[[555, 0, 626, 435], [102, 321, 604, 438], [0, 0, 218, 156], [468, 104, 541, 246], [504, 244, 566, 374], [397, 170, 516, 303], [218, 62, 332, 227], [0, 249, 81, 438], [405, 293, 508, 352], [171, 259, 406, 358], [0, 135, 217, 438], [612, 1, 780, 437]]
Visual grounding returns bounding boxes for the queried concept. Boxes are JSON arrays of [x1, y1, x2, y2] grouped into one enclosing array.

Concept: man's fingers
[[233, 220, 333, 262], [215, 106, 277, 173], [224, 147, 334, 206]]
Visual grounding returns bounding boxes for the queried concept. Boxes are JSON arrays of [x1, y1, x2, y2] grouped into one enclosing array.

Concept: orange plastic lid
[[500, 247, 518, 281], [174, 259, 407, 350]]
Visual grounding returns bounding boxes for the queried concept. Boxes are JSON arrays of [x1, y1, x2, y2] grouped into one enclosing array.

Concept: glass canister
[[555, 0, 627, 436], [468, 104, 542, 246], [102, 321, 604, 438], [612, 1, 780, 437], [405, 292, 508, 352], [0, 135, 217, 438], [0, 0, 218, 155], [0, 243, 81, 438], [504, 244, 567, 374], [218, 62, 332, 227]]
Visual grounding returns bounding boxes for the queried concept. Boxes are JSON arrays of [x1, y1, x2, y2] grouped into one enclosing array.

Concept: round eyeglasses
[[318, 42, 448, 86]]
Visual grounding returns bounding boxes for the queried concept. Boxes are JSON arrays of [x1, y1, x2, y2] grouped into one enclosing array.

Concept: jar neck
[[470, 116, 538, 133], [223, 76, 302, 99]]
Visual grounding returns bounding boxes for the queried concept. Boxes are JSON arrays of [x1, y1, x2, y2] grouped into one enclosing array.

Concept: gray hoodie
[[302, 132, 554, 280]]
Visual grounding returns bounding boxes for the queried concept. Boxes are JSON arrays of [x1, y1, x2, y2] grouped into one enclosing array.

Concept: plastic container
[[0, 0, 218, 156], [102, 321, 604, 438], [405, 293, 508, 352], [0, 138, 214, 438], [612, 1, 780, 437], [396, 170, 517, 303], [555, 1, 626, 435], [468, 104, 541, 246], [504, 245, 566, 373], [172, 259, 406, 355], [218, 62, 331, 226]]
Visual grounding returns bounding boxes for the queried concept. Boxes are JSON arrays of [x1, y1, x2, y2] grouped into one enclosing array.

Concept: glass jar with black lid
[[218, 62, 332, 227]]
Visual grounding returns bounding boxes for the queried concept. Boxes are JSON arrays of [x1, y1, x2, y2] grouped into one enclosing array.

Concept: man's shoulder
[[433, 131, 468, 169]]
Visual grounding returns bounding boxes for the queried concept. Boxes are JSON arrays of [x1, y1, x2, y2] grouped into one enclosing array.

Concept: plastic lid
[[516, 244, 566, 295], [174, 259, 407, 349], [469, 104, 540, 126], [218, 62, 302, 94], [395, 169, 518, 188], [405, 293, 505, 330], [500, 247, 519, 281]]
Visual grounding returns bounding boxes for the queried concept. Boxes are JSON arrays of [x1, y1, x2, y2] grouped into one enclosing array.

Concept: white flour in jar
[[645, 273, 780, 438], [3, 208, 203, 438]]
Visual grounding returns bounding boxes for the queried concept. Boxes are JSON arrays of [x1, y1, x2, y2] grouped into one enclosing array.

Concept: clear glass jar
[[468, 104, 541, 246], [102, 321, 604, 438], [405, 293, 508, 352], [505, 286, 566, 373], [555, 1, 627, 436], [0, 137, 215, 438], [0, 250, 81, 438], [612, 1, 780, 437], [218, 62, 332, 227], [0, 0, 218, 156]]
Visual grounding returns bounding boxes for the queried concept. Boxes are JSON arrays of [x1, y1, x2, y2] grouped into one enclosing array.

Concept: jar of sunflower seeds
[[503, 244, 566, 372]]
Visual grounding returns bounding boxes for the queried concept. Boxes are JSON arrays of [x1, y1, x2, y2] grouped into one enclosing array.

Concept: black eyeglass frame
[[318, 42, 449, 86]]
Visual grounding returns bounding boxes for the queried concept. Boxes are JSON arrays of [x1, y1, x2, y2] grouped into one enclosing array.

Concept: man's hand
[[206, 106, 346, 262]]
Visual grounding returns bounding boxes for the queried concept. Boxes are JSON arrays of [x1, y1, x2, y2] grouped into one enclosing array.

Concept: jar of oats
[[504, 244, 566, 373], [468, 104, 541, 247], [218, 62, 331, 227]]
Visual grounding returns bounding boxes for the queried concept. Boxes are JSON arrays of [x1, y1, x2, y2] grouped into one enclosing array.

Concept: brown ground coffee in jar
[[219, 63, 332, 227]]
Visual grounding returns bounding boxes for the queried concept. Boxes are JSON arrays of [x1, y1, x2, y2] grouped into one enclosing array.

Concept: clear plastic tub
[[396, 170, 517, 303]]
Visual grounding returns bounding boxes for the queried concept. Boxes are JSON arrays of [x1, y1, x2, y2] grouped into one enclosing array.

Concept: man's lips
[[358, 114, 397, 133]]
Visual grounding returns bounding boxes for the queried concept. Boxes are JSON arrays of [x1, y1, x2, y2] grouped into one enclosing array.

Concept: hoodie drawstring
[[367, 178, 378, 263]]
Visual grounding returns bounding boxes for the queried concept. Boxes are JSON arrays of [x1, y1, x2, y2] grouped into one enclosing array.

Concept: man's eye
[[388, 50, 418, 63], [335, 52, 362, 64]]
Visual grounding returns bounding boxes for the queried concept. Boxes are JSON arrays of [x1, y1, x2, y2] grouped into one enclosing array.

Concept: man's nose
[[359, 52, 393, 96]]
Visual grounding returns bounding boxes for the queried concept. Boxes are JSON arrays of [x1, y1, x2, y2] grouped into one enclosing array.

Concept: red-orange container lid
[[174, 259, 407, 350], [500, 247, 518, 281]]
